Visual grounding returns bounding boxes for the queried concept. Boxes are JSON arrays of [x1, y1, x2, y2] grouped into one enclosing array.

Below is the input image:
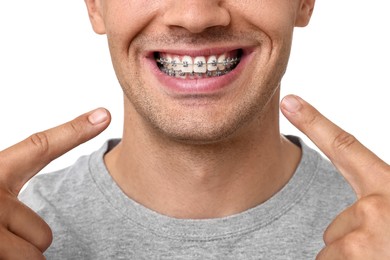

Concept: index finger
[[0, 108, 110, 195], [281, 95, 389, 197]]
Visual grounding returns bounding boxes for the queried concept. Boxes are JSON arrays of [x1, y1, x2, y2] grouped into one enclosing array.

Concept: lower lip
[[144, 52, 251, 95]]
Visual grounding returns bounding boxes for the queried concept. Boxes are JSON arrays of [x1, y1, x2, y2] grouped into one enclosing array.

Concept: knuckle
[[0, 157, 6, 174], [354, 195, 382, 220], [315, 248, 326, 260], [20, 243, 45, 260], [28, 132, 50, 157], [0, 190, 16, 222], [337, 232, 367, 258], [322, 227, 332, 246], [304, 111, 322, 128], [69, 120, 86, 142], [332, 131, 357, 153], [69, 120, 80, 135], [24, 244, 46, 260], [0, 152, 12, 181], [0, 228, 44, 260], [0, 195, 52, 253], [36, 222, 53, 252]]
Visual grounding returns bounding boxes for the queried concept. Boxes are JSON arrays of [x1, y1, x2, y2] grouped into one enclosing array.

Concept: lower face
[[105, 1, 297, 144]]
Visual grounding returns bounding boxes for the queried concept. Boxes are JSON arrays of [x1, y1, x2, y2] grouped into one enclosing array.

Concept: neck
[[104, 94, 301, 219]]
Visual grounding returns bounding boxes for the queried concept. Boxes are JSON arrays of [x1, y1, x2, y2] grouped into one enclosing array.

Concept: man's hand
[[281, 95, 390, 259], [0, 108, 110, 259]]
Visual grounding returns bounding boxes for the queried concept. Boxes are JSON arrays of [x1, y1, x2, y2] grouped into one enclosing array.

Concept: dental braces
[[156, 57, 240, 69], [160, 67, 233, 77]]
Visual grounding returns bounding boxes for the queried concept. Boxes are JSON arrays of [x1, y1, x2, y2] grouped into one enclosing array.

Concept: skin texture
[[90, 0, 310, 143], [87, 0, 312, 219], [0, 0, 389, 259]]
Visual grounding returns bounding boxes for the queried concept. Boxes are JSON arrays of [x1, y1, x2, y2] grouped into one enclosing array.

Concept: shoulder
[[18, 139, 119, 212], [19, 153, 91, 210]]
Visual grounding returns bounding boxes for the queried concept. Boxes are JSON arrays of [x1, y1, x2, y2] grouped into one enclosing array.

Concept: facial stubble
[[116, 31, 291, 145]]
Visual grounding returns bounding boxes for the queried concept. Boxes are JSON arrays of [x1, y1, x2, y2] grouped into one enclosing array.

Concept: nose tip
[[163, 1, 231, 34]]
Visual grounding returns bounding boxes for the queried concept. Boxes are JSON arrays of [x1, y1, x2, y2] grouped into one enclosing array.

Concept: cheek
[[234, 1, 296, 77], [228, 0, 296, 41], [103, 0, 161, 50], [103, 1, 161, 86]]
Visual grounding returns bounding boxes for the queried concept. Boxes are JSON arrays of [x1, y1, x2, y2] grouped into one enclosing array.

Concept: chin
[[149, 106, 258, 145]]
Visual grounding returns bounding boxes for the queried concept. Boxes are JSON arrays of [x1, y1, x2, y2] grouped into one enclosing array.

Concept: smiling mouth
[[155, 49, 242, 79]]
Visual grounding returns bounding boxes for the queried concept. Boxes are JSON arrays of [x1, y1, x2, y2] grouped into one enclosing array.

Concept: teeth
[[181, 56, 193, 73], [193, 57, 207, 73], [177, 71, 186, 79], [166, 56, 173, 70], [207, 56, 218, 71], [157, 52, 240, 78], [217, 54, 226, 71], [172, 56, 182, 71]]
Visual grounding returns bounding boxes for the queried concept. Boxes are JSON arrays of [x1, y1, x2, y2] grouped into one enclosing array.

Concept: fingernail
[[282, 95, 302, 113], [88, 108, 108, 125]]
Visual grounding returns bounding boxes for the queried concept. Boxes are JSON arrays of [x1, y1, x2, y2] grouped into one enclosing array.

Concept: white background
[[0, 0, 389, 175]]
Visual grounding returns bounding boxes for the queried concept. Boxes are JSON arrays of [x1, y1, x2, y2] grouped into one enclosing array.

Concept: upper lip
[[146, 46, 254, 58]]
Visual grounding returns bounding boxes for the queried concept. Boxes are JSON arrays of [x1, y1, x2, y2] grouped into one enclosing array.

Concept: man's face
[[86, 0, 314, 144]]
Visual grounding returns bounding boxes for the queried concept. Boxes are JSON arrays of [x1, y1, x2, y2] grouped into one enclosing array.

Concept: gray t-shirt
[[20, 137, 355, 259]]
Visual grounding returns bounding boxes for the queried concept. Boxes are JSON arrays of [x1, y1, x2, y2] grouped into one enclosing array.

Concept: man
[[0, 0, 389, 259]]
